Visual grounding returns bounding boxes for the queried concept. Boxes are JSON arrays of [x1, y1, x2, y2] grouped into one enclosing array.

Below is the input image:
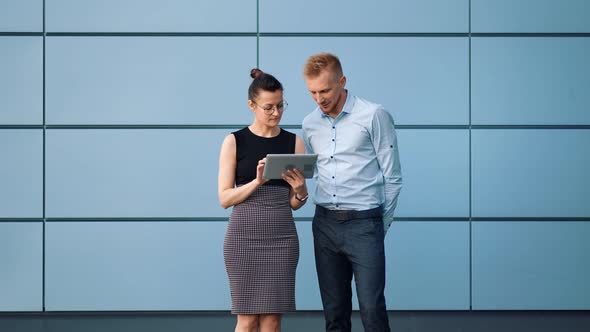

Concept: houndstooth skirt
[[224, 185, 299, 314]]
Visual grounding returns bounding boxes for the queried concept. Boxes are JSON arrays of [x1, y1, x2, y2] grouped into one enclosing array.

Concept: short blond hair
[[303, 52, 343, 79]]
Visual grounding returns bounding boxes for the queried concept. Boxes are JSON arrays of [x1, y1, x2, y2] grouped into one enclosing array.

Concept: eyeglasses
[[253, 100, 288, 115]]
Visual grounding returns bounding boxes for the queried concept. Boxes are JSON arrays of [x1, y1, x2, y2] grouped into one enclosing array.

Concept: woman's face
[[248, 89, 285, 127]]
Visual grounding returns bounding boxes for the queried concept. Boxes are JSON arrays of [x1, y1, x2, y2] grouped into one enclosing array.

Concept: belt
[[315, 205, 382, 222]]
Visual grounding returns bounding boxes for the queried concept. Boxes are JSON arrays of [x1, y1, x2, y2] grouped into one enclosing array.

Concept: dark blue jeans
[[312, 205, 390, 332]]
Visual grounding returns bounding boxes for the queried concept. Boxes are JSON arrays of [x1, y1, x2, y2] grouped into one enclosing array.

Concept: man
[[301, 53, 402, 332]]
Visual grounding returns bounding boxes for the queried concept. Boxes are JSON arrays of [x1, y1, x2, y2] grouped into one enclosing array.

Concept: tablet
[[263, 154, 318, 180]]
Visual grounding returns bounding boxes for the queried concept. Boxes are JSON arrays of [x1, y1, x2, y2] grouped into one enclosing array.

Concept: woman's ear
[[248, 99, 256, 112]]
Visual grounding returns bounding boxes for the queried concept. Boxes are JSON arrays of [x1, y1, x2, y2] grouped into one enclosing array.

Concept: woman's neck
[[248, 124, 280, 138]]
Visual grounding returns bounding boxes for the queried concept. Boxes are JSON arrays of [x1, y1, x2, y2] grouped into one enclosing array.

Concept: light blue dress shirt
[[302, 92, 402, 231]]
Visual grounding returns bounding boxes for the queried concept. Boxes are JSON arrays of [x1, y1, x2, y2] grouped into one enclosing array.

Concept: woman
[[218, 69, 308, 332]]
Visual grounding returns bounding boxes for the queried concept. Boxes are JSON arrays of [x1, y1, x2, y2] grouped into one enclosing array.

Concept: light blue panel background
[[395, 130, 469, 217], [386, 222, 470, 309], [0, 130, 43, 218], [45, 221, 467, 311], [1, 0, 587, 314], [0, 37, 43, 125], [0, 0, 42, 32], [472, 130, 590, 217], [294, 222, 322, 310], [472, 38, 590, 125], [46, 37, 256, 125], [46, 129, 317, 218], [297, 221, 470, 310], [0, 222, 43, 311], [46, 129, 228, 218], [472, 222, 590, 310], [260, 0, 468, 33], [45, 221, 230, 310], [46, 0, 256, 32], [472, 0, 590, 33], [260, 37, 469, 125]]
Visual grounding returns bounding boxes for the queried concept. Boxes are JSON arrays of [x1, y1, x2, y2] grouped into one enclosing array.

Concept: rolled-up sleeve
[[371, 108, 402, 233]]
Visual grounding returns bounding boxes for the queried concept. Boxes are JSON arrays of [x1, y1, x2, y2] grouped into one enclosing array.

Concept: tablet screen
[[262, 154, 318, 180]]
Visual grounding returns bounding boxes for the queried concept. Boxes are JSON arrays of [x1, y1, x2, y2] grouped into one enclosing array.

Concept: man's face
[[305, 69, 346, 118]]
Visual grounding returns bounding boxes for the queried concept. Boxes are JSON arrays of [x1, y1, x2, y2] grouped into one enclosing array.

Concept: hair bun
[[250, 68, 264, 79]]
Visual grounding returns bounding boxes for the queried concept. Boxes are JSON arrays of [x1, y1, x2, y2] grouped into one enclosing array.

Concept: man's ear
[[339, 75, 347, 88]]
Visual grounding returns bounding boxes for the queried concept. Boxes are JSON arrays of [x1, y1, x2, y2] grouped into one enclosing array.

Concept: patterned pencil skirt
[[224, 185, 299, 314]]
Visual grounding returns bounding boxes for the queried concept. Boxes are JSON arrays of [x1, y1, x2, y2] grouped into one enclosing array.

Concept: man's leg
[[313, 213, 353, 332], [347, 216, 390, 332]]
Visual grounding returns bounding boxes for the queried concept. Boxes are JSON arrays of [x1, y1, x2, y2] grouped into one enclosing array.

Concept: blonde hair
[[303, 52, 343, 80]]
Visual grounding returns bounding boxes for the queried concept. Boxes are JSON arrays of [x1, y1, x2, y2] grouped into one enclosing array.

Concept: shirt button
[[330, 156, 333, 159], [332, 176, 335, 179], [333, 194, 336, 197], [332, 126, 335, 129], [332, 139, 335, 142]]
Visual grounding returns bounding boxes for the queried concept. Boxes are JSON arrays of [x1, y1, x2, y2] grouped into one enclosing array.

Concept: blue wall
[[1, 0, 589, 312]]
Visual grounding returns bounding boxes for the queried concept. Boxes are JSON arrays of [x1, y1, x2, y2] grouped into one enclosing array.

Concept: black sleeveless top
[[233, 127, 296, 187]]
